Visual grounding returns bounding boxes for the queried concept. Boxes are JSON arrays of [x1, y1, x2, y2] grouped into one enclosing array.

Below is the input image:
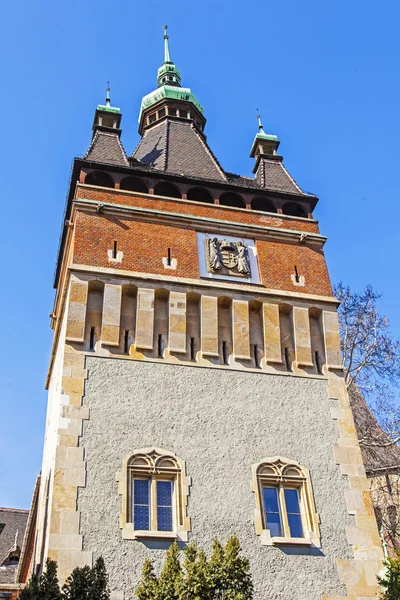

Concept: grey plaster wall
[[78, 357, 352, 599]]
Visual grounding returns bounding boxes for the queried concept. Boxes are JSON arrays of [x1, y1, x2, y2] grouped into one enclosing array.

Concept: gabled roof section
[[256, 158, 306, 195], [84, 130, 129, 167], [0, 508, 29, 584], [133, 119, 226, 181], [349, 385, 400, 476]]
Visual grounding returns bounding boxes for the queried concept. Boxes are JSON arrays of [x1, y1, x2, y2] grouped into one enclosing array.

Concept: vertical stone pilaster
[[292, 306, 313, 367], [101, 284, 122, 346], [262, 303, 282, 363], [323, 310, 343, 369], [201, 295, 219, 356], [135, 288, 155, 350], [169, 292, 186, 353], [65, 279, 88, 343], [328, 376, 383, 598], [232, 300, 250, 359]]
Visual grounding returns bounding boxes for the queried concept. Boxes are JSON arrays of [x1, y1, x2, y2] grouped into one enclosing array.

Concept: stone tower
[[34, 26, 383, 600]]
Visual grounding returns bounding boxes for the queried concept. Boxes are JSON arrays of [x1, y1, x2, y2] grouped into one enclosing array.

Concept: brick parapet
[[75, 183, 321, 234]]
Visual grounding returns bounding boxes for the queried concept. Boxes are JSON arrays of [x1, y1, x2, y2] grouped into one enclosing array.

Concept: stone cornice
[[72, 198, 327, 247]]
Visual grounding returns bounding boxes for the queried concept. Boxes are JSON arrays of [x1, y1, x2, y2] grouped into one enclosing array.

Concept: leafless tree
[[335, 283, 400, 551], [335, 282, 400, 446]]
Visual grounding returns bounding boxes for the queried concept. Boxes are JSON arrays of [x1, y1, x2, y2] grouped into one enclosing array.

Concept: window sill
[[272, 536, 312, 546], [122, 528, 178, 541]]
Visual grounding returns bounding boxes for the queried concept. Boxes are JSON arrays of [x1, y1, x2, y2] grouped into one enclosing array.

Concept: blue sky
[[1, 0, 399, 508]]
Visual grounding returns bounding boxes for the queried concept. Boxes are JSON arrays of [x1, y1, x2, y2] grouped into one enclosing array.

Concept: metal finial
[[163, 24, 171, 63], [256, 109, 266, 135], [257, 109, 263, 131], [106, 81, 111, 107]]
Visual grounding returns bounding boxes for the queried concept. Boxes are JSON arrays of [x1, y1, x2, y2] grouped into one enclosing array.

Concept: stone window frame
[[251, 456, 320, 547], [116, 447, 191, 541]]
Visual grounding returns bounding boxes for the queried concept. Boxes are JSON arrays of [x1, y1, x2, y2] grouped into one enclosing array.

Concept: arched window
[[219, 193, 245, 209], [84, 171, 115, 188], [252, 456, 320, 546], [251, 197, 277, 213], [187, 187, 214, 204], [282, 202, 307, 218], [154, 181, 181, 199], [120, 177, 148, 193], [116, 448, 191, 541]]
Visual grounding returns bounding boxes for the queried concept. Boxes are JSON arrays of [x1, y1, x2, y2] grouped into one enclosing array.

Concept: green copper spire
[[163, 25, 171, 63], [157, 24, 181, 88], [105, 82, 111, 107], [96, 82, 120, 115], [255, 110, 277, 141]]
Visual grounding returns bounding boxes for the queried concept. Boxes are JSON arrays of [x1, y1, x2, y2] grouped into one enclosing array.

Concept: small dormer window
[[168, 76, 173, 81], [163, 77, 167, 83], [149, 113, 156, 124]]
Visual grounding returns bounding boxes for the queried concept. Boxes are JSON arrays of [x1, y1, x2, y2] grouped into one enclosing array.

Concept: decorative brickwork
[[72, 210, 332, 296]]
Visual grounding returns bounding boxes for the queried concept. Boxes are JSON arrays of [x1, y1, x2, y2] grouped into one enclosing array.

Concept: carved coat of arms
[[205, 237, 251, 277]]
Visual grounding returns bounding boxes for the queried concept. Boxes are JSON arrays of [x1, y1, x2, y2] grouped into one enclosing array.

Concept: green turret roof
[[138, 25, 203, 123]]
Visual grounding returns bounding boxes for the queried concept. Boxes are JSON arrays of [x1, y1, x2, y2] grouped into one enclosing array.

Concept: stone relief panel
[[205, 238, 251, 277], [197, 233, 260, 284]]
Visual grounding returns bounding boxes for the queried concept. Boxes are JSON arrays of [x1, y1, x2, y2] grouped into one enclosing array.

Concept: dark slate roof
[[84, 130, 129, 167], [0, 508, 29, 584], [256, 158, 305, 195], [133, 119, 226, 181], [349, 386, 400, 476]]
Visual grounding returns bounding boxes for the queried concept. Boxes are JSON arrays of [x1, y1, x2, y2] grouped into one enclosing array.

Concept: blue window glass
[[157, 480, 173, 531], [284, 489, 303, 538], [133, 479, 150, 530], [263, 487, 282, 537]]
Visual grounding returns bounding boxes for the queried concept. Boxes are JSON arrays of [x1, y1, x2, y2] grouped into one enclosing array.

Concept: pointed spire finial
[[106, 81, 111, 107], [163, 24, 171, 63], [257, 109, 265, 133]]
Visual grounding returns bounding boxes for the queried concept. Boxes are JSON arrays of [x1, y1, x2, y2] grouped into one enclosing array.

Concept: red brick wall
[[75, 184, 320, 234], [73, 210, 333, 296], [257, 239, 332, 296]]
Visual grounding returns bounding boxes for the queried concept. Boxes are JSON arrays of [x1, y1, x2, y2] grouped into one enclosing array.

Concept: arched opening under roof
[[251, 197, 277, 213], [120, 176, 148, 193], [85, 171, 115, 188], [154, 181, 182, 199], [219, 192, 245, 209], [187, 187, 214, 204], [282, 202, 307, 218]]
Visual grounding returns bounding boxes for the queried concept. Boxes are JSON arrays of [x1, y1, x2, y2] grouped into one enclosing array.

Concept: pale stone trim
[[65, 279, 88, 343], [201, 295, 219, 357], [101, 284, 122, 346], [291, 273, 305, 287], [322, 311, 344, 371], [169, 292, 186, 353], [162, 256, 178, 270], [69, 264, 339, 305], [116, 447, 191, 543], [251, 456, 321, 548], [232, 300, 251, 359], [263, 303, 283, 364], [46, 278, 92, 583], [328, 374, 383, 597], [107, 249, 124, 263], [135, 288, 155, 350], [292, 307, 313, 368]]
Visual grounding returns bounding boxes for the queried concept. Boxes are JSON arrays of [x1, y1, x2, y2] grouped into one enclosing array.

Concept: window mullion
[[298, 486, 309, 537], [151, 477, 157, 531], [279, 484, 290, 538]]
